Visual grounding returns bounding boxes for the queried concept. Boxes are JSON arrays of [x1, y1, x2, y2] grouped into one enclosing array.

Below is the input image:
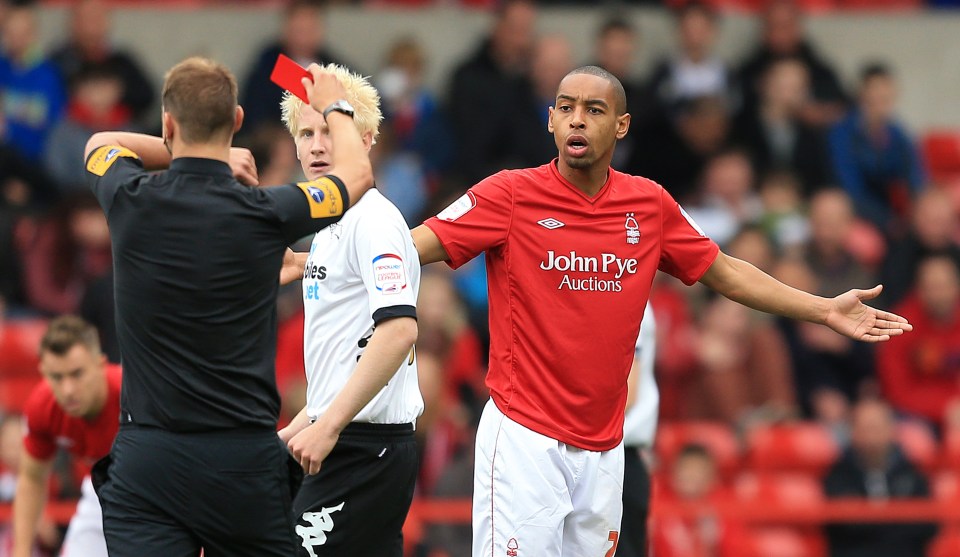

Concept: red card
[[270, 54, 312, 103]]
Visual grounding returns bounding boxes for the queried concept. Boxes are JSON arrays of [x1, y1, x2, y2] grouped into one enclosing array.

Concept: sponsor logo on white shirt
[[372, 254, 407, 294]]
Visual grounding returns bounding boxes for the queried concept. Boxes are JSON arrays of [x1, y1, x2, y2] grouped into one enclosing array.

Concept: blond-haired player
[[277, 65, 422, 557]]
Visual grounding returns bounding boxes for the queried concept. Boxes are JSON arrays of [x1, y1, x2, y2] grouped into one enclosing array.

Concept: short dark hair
[[676, 442, 714, 462], [860, 62, 892, 85], [597, 17, 635, 39], [675, 0, 718, 22], [564, 65, 627, 115], [39, 315, 101, 357], [162, 57, 238, 144]]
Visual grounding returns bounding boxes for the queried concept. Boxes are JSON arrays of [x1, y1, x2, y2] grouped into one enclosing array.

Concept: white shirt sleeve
[[353, 200, 419, 323]]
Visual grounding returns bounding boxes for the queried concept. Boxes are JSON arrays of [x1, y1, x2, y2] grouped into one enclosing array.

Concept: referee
[[82, 58, 373, 557]]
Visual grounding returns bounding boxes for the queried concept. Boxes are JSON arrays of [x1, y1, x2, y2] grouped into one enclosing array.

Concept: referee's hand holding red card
[[302, 64, 348, 115]]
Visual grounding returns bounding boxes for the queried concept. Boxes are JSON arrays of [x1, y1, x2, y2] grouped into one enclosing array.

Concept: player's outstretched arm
[[287, 316, 418, 475], [411, 225, 449, 265], [11, 453, 54, 557], [699, 251, 911, 342], [301, 65, 373, 208]]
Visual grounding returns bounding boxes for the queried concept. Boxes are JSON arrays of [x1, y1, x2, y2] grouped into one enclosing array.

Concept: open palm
[[824, 285, 913, 342]]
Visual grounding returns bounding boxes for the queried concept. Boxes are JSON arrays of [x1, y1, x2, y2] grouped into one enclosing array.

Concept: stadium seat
[[746, 423, 839, 476], [922, 130, 960, 183], [943, 428, 960, 471], [739, 527, 828, 557], [897, 420, 939, 473], [735, 472, 825, 508], [655, 421, 742, 476], [933, 471, 959, 501], [928, 526, 960, 557]]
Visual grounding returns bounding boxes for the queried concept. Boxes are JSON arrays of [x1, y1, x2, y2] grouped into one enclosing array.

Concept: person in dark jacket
[[823, 399, 938, 557]]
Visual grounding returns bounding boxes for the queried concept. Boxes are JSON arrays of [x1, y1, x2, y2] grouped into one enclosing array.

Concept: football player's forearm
[[312, 317, 418, 436], [12, 472, 49, 557]]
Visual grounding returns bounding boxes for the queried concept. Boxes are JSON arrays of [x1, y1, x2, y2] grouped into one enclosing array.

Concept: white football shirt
[[301, 188, 423, 424], [622, 304, 659, 448]]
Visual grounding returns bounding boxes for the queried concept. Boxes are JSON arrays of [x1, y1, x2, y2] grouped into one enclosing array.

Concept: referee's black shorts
[[293, 422, 418, 557], [92, 425, 302, 557]]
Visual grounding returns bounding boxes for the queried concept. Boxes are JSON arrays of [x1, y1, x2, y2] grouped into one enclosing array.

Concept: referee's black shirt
[[85, 146, 349, 432]]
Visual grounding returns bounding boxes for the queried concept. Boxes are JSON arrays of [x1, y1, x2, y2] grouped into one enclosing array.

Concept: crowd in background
[[1, 0, 960, 555]]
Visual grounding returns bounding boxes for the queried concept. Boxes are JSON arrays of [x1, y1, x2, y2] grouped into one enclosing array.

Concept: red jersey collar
[[549, 158, 614, 205]]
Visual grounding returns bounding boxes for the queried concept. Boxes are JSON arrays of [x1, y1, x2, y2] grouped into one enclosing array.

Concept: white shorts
[[60, 476, 107, 557], [473, 399, 625, 557]]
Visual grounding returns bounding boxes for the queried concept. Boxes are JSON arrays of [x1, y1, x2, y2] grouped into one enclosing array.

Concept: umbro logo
[[537, 218, 565, 230]]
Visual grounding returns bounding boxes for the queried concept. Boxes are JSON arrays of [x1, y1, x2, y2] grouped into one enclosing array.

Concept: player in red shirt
[[411, 66, 912, 557], [12, 316, 120, 557]]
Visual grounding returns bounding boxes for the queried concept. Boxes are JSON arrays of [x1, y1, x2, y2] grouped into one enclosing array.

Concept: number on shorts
[[605, 530, 619, 557]]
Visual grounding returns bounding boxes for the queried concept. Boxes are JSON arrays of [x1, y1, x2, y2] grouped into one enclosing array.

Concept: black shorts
[[92, 425, 302, 557], [292, 422, 418, 557], [618, 446, 652, 557]]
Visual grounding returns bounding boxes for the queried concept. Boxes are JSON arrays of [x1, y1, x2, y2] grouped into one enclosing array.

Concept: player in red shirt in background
[[411, 65, 912, 557], [12, 316, 120, 557]]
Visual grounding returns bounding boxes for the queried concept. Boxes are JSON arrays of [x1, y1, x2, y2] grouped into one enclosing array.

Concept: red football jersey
[[23, 365, 122, 463], [425, 161, 718, 450]]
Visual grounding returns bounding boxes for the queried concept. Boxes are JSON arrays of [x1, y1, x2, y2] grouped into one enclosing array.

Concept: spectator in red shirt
[[878, 254, 960, 428]]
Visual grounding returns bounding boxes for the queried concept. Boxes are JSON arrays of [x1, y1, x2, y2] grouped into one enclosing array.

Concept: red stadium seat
[[735, 472, 825, 508], [739, 527, 828, 557], [655, 421, 742, 476], [934, 472, 959, 501], [929, 526, 960, 557], [897, 420, 939, 473], [923, 130, 960, 183], [942, 428, 960, 471], [746, 423, 839, 476]]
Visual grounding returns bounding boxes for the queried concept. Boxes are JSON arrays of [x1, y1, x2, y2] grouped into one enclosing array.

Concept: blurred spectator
[[45, 63, 139, 195], [375, 36, 453, 178], [737, 0, 847, 128], [511, 33, 574, 168], [0, 295, 40, 381], [371, 121, 430, 226], [651, 443, 744, 557], [757, 169, 809, 255], [648, 2, 733, 117], [19, 193, 112, 316], [48, 0, 155, 126], [648, 274, 700, 422], [692, 291, 797, 426], [804, 189, 875, 296], [879, 187, 960, 308], [877, 255, 960, 429], [591, 17, 655, 171], [823, 399, 938, 557], [630, 94, 731, 204], [772, 257, 876, 429], [0, 167, 41, 308], [0, 3, 66, 162], [733, 57, 834, 195], [446, 0, 537, 184], [684, 149, 762, 247], [240, 0, 353, 132], [829, 63, 925, 236], [238, 124, 301, 187], [415, 270, 485, 505]]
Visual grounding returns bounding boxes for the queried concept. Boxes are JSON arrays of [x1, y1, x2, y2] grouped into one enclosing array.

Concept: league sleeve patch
[[437, 191, 477, 222], [678, 204, 707, 237], [372, 254, 407, 295], [296, 177, 344, 219], [86, 145, 140, 177]]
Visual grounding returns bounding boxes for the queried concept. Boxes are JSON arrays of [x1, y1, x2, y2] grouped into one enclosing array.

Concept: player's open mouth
[[309, 161, 330, 174], [565, 135, 588, 157]]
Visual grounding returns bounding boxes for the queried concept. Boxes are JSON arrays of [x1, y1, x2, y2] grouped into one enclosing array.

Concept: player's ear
[[615, 112, 631, 140], [234, 106, 244, 134], [547, 106, 555, 133], [362, 131, 373, 152], [162, 111, 175, 145]]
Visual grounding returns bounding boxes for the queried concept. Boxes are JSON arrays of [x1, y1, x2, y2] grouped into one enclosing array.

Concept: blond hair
[[280, 63, 382, 145], [162, 56, 238, 144]]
